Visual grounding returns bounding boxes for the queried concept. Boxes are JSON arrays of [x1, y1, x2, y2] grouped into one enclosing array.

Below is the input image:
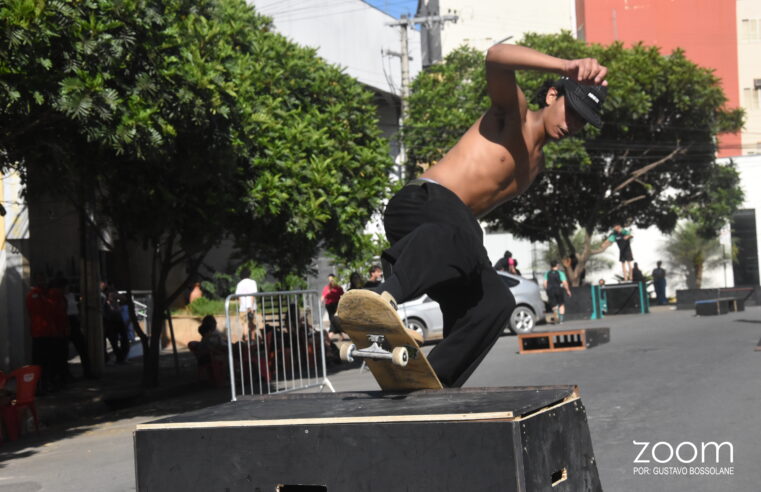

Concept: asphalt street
[[1, 306, 759, 491]]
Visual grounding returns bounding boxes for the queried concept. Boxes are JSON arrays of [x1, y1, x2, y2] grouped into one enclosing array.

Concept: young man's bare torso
[[422, 97, 545, 218], [422, 44, 607, 217]]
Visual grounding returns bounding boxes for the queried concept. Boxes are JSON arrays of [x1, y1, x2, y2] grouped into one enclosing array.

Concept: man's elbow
[[485, 45, 501, 64]]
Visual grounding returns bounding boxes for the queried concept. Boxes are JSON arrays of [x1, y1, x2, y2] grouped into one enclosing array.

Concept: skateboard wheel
[[339, 342, 356, 363], [391, 347, 409, 367]]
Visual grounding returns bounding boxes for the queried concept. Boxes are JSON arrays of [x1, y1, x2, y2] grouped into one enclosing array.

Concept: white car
[[399, 272, 545, 341]]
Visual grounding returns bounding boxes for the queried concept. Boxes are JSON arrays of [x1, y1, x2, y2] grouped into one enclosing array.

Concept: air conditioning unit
[[755, 78, 761, 90]]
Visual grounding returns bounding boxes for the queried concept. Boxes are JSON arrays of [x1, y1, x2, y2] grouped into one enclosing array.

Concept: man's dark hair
[[533, 79, 566, 108], [503, 250, 512, 259], [657, 261, 662, 267], [368, 265, 382, 275], [550, 260, 558, 268]]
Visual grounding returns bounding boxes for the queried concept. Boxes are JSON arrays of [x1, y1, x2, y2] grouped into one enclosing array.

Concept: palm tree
[[664, 222, 730, 289]]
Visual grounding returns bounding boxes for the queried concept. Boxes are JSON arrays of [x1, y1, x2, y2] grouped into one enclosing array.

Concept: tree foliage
[[1, 0, 393, 386], [404, 32, 744, 285]]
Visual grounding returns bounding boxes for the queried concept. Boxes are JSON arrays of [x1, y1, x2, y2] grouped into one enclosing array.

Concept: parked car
[[398, 271, 545, 340]]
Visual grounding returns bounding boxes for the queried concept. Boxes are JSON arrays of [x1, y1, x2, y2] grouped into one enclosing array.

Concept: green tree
[[540, 229, 614, 280], [665, 222, 730, 289], [1, 0, 393, 387], [404, 33, 744, 286]]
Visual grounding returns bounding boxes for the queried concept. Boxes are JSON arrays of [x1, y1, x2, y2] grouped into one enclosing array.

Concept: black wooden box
[[134, 386, 602, 492]]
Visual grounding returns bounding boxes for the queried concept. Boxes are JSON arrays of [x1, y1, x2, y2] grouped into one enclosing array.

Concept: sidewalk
[[30, 345, 229, 431]]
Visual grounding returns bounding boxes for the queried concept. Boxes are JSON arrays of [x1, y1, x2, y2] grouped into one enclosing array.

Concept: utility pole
[[387, 13, 458, 180]]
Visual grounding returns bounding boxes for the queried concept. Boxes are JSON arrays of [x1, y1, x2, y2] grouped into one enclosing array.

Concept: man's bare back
[[421, 44, 608, 217]]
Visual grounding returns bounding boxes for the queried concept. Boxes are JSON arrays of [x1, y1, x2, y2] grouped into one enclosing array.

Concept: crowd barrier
[[224, 290, 335, 401]]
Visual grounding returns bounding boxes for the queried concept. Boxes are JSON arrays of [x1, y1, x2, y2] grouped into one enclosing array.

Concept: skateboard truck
[[339, 335, 415, 367]]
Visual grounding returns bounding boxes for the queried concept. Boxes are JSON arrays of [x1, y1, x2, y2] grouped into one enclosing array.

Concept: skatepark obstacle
[[134, 386, 603, 491], [518, 327, 610, 354]]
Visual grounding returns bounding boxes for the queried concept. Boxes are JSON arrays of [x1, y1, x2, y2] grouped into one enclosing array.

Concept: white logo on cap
[[587, 92, 600, 104]]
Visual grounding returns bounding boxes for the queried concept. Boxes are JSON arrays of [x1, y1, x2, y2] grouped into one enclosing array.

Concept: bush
[[178, 297, 227, 317]]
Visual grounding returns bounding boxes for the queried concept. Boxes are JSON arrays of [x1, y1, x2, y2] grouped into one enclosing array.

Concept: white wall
[[439, 0, 576, 54], [251, 0, 422, 96], [737, 0, 761, 155], [1, 171, 30, 371]]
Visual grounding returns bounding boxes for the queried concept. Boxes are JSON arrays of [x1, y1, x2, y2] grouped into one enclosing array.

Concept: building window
[[743, 88, 760, 110], [741, 18, 760, 40]]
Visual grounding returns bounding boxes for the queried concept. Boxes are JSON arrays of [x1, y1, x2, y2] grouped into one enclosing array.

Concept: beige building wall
[[738, 0, 761, 155], [439, 0, 576, 55]]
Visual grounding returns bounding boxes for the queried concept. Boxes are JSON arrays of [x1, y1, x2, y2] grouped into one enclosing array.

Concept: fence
[[224, 290, 335, 401]]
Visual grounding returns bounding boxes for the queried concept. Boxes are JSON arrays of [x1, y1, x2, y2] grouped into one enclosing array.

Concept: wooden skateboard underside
[[335, 290, 443, 391]]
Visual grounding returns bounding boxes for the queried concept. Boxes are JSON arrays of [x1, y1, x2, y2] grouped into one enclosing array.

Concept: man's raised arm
[[485, 44, 608, 112]]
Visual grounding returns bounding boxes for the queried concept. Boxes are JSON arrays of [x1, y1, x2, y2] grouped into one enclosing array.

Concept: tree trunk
[[142, 301, 165, 388], [79, 207, 104, 377], [694, 261, 704, 289]]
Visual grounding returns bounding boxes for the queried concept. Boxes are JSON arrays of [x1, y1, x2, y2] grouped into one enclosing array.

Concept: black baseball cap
[[560, 77, 607, 128]]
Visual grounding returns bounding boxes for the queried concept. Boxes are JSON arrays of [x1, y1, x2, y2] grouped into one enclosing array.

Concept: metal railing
[[224, 290, 335, 401]]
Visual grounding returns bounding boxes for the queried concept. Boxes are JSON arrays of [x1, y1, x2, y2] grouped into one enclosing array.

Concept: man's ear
[[545, 86, 559, 106]]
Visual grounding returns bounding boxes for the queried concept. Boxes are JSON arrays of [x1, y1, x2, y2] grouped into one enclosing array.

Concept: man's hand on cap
[[562, 58, 608, 86]]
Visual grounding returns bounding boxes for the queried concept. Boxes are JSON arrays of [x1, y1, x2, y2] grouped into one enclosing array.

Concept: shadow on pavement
[[0, 349, 229, 467]]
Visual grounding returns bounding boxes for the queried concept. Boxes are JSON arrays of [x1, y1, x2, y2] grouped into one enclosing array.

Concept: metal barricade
[[224, 290, 335, 401]]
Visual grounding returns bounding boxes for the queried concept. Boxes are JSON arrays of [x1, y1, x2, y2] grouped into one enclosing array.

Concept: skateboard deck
[[334, 289, 443, 391]]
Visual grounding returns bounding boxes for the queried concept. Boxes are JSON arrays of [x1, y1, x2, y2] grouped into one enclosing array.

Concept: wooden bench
[[694, 297, 745, 316], [518, 327, 610, 354]]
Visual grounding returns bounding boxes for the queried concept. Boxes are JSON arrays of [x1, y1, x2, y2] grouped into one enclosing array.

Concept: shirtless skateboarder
[[364, 43, 608, 388]]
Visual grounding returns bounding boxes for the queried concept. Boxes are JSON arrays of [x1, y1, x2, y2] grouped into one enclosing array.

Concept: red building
[[576, 0, 741, 157]]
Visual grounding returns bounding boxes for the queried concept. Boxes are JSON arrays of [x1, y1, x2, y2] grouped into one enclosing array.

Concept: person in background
[[598, 278, 608, 314], [595, 224, 634, 281], [364, 265, 383, 288], [103, 290, 130, 363], [321, 274, 344, 337], [27, 273, 57, 392], [196, 315, 226, 365], [494, 250, 517, 274], [632, 262, 645, 282], [63, 279, 94, 379], [544, 260, 572, 324], [348, 271, 364, 291], [235, 272, 258, 341], [652, 261, 667, 305], [189, 282, 204, 304], [46, 275, 71, 384]]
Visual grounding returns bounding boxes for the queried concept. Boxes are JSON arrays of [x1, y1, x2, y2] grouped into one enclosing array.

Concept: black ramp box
[[134, 386, 602, 492]]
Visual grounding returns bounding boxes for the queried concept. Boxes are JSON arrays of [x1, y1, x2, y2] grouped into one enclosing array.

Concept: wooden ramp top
[[137, 386, 579, 430]]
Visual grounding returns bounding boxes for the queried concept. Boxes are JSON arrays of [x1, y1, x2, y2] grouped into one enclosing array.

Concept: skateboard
[[334, 289, 443, 391]]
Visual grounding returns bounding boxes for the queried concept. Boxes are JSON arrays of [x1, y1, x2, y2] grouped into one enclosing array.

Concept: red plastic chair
[[1, 365, 41, 441]]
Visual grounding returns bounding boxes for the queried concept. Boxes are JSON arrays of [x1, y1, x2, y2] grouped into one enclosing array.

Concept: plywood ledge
[[136, 411, 518, 430]]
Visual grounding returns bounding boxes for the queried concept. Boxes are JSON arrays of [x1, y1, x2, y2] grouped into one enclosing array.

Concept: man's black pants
[[381, 180, 514, 387]]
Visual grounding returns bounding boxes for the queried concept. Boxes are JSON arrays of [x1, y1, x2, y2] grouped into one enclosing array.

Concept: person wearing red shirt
[[321, 274, 344, 336], [26, 273, 67, 391]]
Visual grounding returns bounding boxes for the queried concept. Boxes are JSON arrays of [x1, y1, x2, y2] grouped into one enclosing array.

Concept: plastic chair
[[1, 365, 41, 441]]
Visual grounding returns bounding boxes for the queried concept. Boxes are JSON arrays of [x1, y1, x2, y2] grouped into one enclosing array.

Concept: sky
[[364, 0, 419, 19]]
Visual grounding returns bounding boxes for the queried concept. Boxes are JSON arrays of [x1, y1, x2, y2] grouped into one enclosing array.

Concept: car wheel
[[508, 306, 536, 334], [405, 318, 428, 341]]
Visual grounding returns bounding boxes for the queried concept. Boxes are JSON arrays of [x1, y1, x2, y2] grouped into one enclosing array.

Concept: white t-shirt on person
[[235, 278, 258, 312]]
